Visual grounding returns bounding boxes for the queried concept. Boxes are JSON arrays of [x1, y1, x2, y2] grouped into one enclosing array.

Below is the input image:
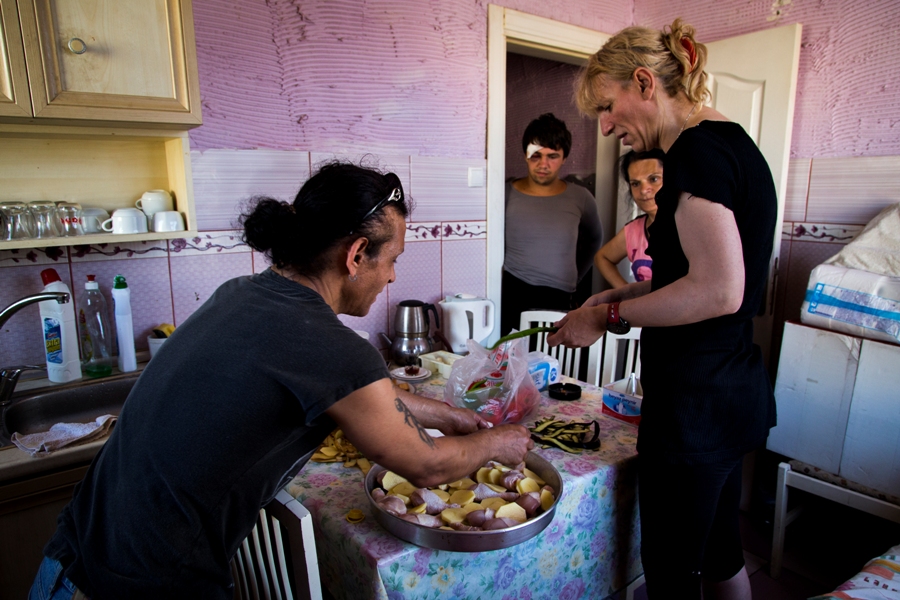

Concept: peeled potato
[[495, 502, 527, 523], [448, 489, 476, 506], [381, 471, 408, 492], [461, 501, 483, 514], [540, 488, 555, 512], [356, 458, 372, 475], [516, 477, 541, 494], [388, 492, 410, 505], [318, 446, 339, 457], [485, 483, 507, 493], [391, 481, 417, 497], [432, 489, 451, 503], [488, 469, 504, 485], [441, 508, 468, 524], [523, 468, 546, 485], [448, 477, 476, 490], [409, 503, 428, 514], [475, 467, 493, 484], [481, 497, 507, 511]]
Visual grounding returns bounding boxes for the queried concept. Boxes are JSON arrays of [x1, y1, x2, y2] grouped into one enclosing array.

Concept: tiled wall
[[771, 155, 900, 371], [0, 150, 488, 366]]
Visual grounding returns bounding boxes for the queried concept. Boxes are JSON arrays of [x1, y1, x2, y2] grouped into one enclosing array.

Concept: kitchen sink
[[0, 371, 140, 447]]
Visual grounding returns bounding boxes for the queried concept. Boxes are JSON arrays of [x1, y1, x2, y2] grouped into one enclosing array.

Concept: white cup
[[102, 208, 149, 234], [147, 336, 166, 359], [152, 210, 185, 232], [82, 207, 110, 234], [136, 190, 173, 220]]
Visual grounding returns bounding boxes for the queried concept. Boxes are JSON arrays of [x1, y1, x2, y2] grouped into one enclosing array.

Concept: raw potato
[[311, 429, 371, 474], [448, 490, 476, 506], [488, 469, 504, 485], [381, 471, 408, 492], [485, 483, 507, 494], [524, 468, 546, 485], [461, 501, 483, 514], [540, 488, 554, 512], [516, 477, 541, 494], [432, 489, 451, 503], [448, 477, 476, 490], [495, 502, 527, 523], [409, 503, 428, 514], [389, 492, 410, 505], [475, 467, 493, 484], [440, 508, 468, 524], [318, 446, 339, 457], [481, 497, 508, 511], [390, 481, 417, 498]]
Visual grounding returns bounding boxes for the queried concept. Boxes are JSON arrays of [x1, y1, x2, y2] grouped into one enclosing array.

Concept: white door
[[705, 23, 802, 364]]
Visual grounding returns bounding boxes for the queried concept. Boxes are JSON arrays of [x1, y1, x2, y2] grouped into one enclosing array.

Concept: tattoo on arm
[[394, 397, 436, 448]]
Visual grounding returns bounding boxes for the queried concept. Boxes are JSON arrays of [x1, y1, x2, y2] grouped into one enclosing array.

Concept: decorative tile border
[[782, 222, 862, 244], [405, 222, 442, 241], [441, 221, 486, 240], [0, 247, 69, 268], [167, 231, 250, 257], [69, 240, 169, 262]]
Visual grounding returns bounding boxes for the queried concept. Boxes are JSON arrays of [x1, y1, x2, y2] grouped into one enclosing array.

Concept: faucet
[[0, 292, 70, 406]]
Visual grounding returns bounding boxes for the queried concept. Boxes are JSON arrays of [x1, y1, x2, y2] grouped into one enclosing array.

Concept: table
[[285, 375, 643, 600]]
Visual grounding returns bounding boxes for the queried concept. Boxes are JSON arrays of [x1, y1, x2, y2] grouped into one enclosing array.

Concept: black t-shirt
[[638, 121, 777, 464], [45, 269, 389, 599]]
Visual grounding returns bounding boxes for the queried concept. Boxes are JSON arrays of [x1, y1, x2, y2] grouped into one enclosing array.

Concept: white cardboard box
[[768, 322, 859, 473], [839, 338, 900, 497]]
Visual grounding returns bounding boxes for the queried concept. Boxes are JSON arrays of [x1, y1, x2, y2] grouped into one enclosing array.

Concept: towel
[[12, 414, 117, 456]]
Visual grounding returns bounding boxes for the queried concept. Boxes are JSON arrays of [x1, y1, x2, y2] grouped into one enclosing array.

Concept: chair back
[[519, 310, 585, 380], [232, 489, 323, 600], [587, 328, 642, 386]]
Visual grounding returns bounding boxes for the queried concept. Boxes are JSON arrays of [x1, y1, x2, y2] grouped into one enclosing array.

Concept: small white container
[[419, 351, 462, 378], [112, 275, 137, 372], [147, 336, 166, 359]]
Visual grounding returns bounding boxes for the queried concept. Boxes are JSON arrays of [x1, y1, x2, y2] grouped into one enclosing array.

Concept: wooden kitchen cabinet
[[0, 0, 201, 128], [0, 122, 198, 250]]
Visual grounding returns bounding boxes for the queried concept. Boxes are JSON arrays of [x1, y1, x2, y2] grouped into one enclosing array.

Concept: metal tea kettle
[[383, 300, 440, 365]]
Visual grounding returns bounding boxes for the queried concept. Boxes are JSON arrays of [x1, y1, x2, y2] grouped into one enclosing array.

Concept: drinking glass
[[56, 202, 85, 236], [0, 202, 35, 240], [29, 201, 61, 238]]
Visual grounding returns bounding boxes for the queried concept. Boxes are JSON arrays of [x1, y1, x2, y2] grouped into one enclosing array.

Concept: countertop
[[0, 438, 106, 485]]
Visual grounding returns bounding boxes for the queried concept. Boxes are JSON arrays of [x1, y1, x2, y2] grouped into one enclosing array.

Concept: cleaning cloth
[[12, 414, 117, 456]]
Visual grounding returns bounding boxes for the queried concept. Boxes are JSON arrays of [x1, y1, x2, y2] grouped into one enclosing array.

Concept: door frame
[[486, 5, 615, 344]]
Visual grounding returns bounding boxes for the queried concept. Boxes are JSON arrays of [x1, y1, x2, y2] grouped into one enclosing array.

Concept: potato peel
[[311, 429, 371, 475]]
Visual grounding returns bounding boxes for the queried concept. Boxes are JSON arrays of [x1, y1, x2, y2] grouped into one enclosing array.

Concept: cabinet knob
[[67, 38, 87, 55]]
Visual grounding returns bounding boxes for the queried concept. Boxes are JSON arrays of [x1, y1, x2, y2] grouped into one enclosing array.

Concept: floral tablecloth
[[285, 376, 643, 600]]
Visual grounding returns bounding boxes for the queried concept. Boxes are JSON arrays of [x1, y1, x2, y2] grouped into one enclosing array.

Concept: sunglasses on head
[[349, 187, 402, 235]]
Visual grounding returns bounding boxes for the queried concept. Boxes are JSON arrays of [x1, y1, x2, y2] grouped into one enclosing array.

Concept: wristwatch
[[606, 302, 631, 335]]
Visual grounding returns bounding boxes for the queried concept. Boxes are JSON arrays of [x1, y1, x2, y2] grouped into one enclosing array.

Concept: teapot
[[385, 300, 440, 365], [439, 294, 495, 353]]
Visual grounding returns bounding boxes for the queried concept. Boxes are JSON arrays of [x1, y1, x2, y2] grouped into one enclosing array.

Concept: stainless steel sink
[[0, 371, 140, 447]]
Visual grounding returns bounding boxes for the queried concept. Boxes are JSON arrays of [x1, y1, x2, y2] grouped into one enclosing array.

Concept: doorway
[[486, 6, 616, 344]]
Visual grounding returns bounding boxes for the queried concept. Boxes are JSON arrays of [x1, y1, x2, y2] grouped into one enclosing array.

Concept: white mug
[[82, 207, 110, 234], [135, 190, 173, 219], [152, 210, 185, 232], [102, 208, 149, 234]]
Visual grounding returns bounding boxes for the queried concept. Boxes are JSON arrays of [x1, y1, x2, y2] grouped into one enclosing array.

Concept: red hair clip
[[680, 37, 697, 72]]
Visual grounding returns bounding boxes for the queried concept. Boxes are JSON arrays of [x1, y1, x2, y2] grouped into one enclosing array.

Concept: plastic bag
[[443, 336, 542, 425]]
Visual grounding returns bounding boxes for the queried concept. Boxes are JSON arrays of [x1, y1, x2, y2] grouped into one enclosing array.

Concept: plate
[[390, 367, 432, 381]]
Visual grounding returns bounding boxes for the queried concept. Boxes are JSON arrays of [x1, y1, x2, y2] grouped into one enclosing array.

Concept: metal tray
[[365, 452, 563, 552]]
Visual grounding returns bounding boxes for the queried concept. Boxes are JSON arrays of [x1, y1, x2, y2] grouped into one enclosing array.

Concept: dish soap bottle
[[39, 268, 83, 383], [112, 274, 137, 373], [78, 274, 114, 378]]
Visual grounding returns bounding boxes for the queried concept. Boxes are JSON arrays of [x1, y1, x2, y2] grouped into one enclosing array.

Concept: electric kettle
[[386, 300, 440, 365], [439, 294, 495, 353]]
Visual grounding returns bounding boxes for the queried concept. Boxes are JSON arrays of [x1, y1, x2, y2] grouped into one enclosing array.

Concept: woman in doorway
[[549, 19, 777, 600], [594, 148, 664, 288]]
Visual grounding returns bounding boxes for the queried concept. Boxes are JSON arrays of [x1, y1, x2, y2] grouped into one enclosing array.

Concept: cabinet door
[[0, 0, 32, 117], [17, 0, 201, 126]]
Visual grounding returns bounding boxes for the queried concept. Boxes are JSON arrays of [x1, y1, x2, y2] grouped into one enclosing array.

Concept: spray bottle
[[78, 274, 115, 378], [39, 268, 82, 383], [112, 274, 136, 373]]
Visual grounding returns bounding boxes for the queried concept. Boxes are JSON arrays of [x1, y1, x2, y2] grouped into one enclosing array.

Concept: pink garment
[[624, 215, 653, 282]]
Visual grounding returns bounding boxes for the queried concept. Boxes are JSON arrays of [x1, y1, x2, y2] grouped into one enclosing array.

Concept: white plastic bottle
[[112, 274, 137, 373], [39, 268, 83, 383], [78, 274, 115, 378]]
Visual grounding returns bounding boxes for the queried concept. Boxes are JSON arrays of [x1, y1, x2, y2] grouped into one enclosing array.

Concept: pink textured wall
[[635, 0, 900, 159], [190, 0, 632, 156]]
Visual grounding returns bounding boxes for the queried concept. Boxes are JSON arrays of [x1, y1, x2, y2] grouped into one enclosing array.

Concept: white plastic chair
[[587, 327, 642, 387], [519, 310, 601, 381], [232, 489, 323, 600]]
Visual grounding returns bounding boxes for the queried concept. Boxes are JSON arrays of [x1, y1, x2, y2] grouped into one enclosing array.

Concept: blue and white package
[[526, 351, 560, 391]]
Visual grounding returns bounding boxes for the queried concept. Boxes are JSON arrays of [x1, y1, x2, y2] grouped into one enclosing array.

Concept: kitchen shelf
[[0, 123, 196, 251]]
